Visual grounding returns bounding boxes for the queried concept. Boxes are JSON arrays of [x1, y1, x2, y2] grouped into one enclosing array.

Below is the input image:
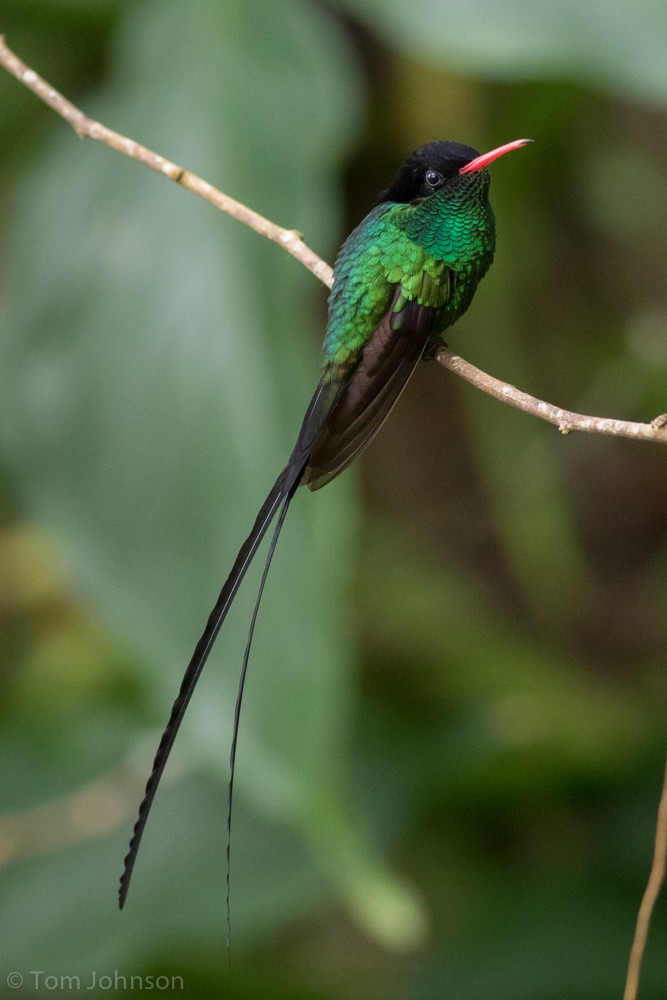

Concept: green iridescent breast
[[321, 183, 495, 380]]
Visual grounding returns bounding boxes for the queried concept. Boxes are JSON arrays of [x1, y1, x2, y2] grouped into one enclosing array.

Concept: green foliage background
[[1, 0, 666, 996]]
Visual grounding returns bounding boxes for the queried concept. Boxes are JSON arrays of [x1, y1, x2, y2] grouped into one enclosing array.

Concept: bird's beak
[[459, 139, 533, 174]]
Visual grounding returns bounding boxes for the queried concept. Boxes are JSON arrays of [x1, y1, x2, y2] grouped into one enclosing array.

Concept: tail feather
[[119, 381, 342, 909], [226, 485, 296, 952], [119, 473, 287, 907]]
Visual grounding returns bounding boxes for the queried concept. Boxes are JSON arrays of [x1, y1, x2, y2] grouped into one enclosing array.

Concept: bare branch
[[1, 35, 666, 444], [437, 347, 667, 444], [3, 30, 667, 994], [0, 36, 333, 288], [0, 759, 142, 866], [624, 758, 667, 1000]]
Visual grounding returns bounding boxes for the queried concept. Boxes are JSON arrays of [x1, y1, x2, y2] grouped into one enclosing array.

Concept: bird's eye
[[424, 169, 442, 187]]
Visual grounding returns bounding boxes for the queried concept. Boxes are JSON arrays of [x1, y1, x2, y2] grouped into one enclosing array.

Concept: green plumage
[[321, 175, 495, 379], [119, 139, 529, 912], [305, 147, 498, 490]]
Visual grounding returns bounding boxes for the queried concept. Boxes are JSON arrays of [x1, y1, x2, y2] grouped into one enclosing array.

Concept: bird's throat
[[401, 177, 495, 271]]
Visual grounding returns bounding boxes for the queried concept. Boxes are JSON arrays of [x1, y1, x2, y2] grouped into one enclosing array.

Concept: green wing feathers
[[303, 210, 455, 491], [319, 205, 454, 377]]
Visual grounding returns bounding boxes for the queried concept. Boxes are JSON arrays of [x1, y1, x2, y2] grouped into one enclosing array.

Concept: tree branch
[[624, 757, 667, 1000], [1, 31, 666, 453], [437, 347, 667, 443], [0, 750, 169, 866], [0, 36, 332, 288], [3, 32, 667, 992]]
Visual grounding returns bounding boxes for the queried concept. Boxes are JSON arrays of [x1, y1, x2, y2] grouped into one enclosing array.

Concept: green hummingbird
[[119, 137, 531, 906]]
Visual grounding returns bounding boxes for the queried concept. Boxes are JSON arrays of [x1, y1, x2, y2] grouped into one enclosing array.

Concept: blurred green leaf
[[0, 777, 327, 968], [2, 0, 667, 995], [340, 0, 667, 104], [0, 0, 422, 954]]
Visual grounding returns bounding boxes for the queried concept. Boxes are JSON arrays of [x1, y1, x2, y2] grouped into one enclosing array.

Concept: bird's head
[[379, 139, 532, 204]]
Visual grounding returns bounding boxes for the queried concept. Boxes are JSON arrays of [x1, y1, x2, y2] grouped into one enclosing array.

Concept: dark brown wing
[[303, 293, 439, 491]]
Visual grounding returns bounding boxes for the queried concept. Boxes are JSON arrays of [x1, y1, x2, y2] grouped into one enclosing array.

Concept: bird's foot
[[423, 339, 448, 362]]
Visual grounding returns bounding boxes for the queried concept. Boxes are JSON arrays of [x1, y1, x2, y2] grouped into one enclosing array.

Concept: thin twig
[[1, 34, 666, 451], [0, 759, 144, 866], [623, 758, 667, 1000], [0, 36, 333, 288], [437, 347, 667, 444], [3, 31, 667, 990]]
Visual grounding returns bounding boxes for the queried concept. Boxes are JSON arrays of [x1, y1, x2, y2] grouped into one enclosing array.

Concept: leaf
[[1, 0, 421, 950], [340, 0, 667, 104]]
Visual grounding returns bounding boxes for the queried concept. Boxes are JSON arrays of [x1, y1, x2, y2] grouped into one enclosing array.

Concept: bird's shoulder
[[335, 203, 452, 300]]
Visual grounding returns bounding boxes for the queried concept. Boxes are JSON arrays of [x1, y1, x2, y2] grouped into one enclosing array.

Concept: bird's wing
[[304, 250, 454, 491]]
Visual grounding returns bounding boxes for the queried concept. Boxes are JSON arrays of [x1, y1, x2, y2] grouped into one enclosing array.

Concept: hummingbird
[[119, 137, 531, 907]]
